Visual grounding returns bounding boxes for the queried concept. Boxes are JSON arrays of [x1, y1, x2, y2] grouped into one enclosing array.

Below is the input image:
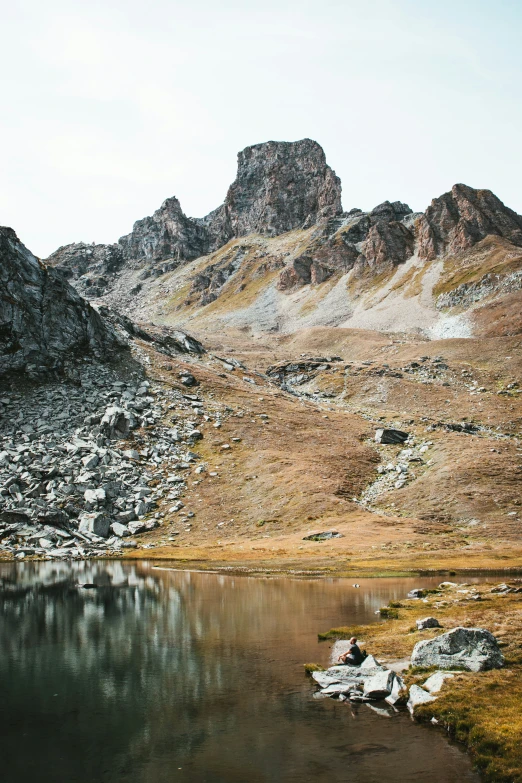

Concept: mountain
[[45, 139, 522, 340], [2, 139, 522, 578], [47, 139, 341, 296]]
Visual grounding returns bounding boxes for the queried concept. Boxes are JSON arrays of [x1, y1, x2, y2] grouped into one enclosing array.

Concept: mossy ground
[[319, 581, 522, 782]]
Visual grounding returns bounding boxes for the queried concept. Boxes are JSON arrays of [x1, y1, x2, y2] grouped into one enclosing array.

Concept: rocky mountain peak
[[222, 138, 342, 238], [417, 183, 522, 261], [119, 196, 210, 264]]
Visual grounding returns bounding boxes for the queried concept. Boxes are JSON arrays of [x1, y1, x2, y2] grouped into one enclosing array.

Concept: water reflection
[[0, 563, 479, 783]]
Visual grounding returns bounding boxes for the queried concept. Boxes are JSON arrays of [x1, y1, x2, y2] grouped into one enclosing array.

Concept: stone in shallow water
[[385, 674, 405, 706]]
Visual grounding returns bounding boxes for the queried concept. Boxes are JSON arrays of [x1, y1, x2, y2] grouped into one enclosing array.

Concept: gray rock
[[135, 501, 148, 517], [180, 373, 198, 387], [360, 654, 381, 670], [79, 512, 110, 538], [0, 227, 123, 377], [416, 617, 442, 630], [110, 522, 129, 538], [363, 669, 395, 700], [127, 521, 146, 535], [82, 453, 99, 470], [411, 627, 504, 672], [384, 674, 405, 706], [407, 684, 436, 714], [407, 588, 425, 599], [100, 406, 136, 439], [302, 530, 343, 541], [423, 671, 455, 694], [320, 682, 360, 696]]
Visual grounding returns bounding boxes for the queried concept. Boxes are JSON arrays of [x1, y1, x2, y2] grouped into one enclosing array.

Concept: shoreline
[[315, 580, 522, 783]]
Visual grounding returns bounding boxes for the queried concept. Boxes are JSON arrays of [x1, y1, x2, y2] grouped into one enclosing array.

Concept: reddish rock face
[[360, 220, 415, 271], [416, 184, 522, 262]]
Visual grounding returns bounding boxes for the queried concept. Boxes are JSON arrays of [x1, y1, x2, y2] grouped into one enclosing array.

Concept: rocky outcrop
[[278, 201, 416, 290], [118, 196, 210, 263], [46, 241, 126, 298], [0, 227, 123, 378], [216, 138, 342, 239], [417, 184, 522, 262], [359, 220, 414, 272]]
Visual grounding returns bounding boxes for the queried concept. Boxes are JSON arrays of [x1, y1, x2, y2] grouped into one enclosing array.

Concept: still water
[[0, 562, 479, 783]]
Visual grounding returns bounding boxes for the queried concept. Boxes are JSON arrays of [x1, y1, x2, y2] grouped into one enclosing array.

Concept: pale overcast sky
[[2, 0, 521, 257]]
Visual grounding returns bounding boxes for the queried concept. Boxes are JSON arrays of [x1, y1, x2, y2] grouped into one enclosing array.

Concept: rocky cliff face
[[46, 241, 126, 298], [218, 138, 342, 239], [0, 227, 123, 378], [118, 196, 211, 264], [44, 140, 522, 337], [278, 201, 417, 290], [417, 184, 522, 262]]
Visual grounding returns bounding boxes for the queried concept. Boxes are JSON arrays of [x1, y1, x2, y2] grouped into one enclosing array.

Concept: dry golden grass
[[433, 235, 522, 297]]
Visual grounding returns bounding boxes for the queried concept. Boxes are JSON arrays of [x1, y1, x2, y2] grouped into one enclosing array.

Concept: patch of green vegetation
[[303, 663, 325, 675], [379, 606, 400, 619]]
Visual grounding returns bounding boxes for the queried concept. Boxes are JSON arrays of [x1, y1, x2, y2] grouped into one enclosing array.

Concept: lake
[[0, 561, 479, 783]]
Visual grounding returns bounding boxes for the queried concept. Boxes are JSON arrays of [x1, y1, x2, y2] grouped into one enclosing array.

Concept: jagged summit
[[417, 183, 522, 261], [47, 138, 341, 289], [44, 139, 522, 339]]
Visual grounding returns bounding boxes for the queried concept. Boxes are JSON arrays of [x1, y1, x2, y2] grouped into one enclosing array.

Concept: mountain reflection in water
[[0, 562, 479, 783]]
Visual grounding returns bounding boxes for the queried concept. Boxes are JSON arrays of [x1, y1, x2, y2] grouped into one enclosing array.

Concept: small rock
[[416, 617, 442, 630], [407, 684, 436, 714], [423, 671, 455, 694], [302, 531, 343, 541], [375, 428, 409, 445], [111, 522, 129, 538], [363, 669, 395, 700]]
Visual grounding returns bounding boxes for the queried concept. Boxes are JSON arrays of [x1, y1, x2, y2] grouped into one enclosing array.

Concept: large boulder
[[79, 512, 111, 538], [411, 627, 504, 672]]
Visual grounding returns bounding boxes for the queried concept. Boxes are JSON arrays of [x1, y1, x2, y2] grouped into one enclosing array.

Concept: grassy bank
[[319, 581, 522, 783]]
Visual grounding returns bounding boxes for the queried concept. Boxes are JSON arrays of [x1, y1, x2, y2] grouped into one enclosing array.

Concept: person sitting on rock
[[338, 637, 364, 666]]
